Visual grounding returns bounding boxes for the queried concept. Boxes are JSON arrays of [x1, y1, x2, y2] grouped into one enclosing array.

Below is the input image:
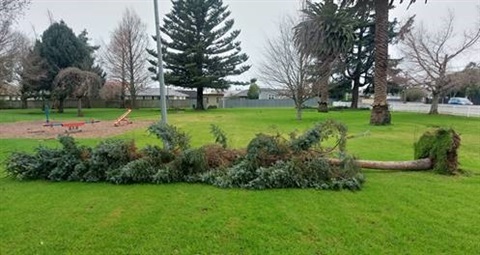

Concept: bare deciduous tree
[[99, 80, 122, 101], [401, 11, 480, 114], [259, 16, 315, 120], [102, 8, 149, 108], [0, 0, 31, 88]]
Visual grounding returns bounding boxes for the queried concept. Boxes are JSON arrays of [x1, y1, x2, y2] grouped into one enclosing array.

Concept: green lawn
[[1, 108, 479, 254]]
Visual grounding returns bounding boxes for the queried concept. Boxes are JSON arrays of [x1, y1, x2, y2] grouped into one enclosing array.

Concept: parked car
[[448, 97, 473, 105]]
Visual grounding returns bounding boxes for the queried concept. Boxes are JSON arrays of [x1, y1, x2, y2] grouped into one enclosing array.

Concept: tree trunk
[[21, 97, 28, 109], [429, 93, 440, 114], [129, 82, 136, 109], [77, 98, 83, 117], [328, 158, 432, 171], [57, 99, 64, 113], [295, 103, 303, 120], [370, 0, 391, 125], [318, 64, 330, 113], [350, 76, 360, 109], [196, 87, 205, 110]]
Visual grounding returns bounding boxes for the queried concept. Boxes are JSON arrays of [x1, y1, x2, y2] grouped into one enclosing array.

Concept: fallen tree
[[5, 121, 461, 192], [328, 158, 432, 171], [329, 128, 460, 174]]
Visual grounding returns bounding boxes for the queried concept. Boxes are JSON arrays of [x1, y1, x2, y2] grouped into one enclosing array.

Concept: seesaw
[[43, 119, 100, 133]]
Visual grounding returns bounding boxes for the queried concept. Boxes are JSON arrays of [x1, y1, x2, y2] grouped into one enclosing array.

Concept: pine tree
[[148, 0, 250, 110]]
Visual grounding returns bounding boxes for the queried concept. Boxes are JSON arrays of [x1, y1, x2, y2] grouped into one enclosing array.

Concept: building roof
[[228, 88, 284, 98], [137, 87, 189, 97], [177, 90, 197, 99]]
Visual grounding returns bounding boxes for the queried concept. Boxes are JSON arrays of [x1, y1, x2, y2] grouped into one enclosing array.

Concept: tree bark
[[370, 0, 391, 125], [57, 99, 64, 113], [328, 158, 432, 171], [318, 64, 330, 113], [295, 105, 303, 120], [429, 93, 440, 114], [350, 76, 360, 109], [77, 98, 83, 117], [196, 87, 205, 110], [21, 97, 27, 109]]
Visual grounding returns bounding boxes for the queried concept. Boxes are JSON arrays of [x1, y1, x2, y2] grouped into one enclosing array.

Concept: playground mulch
[[0, 120, 154, 139]]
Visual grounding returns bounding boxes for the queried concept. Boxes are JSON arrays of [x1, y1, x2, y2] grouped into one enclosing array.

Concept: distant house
[[135, 87, 188, 100], [229, 88, 287, 100], [178, 89, 224, 108]]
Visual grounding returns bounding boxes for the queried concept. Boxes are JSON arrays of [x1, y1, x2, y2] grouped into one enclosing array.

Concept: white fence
[[388, 102, 480, 118]]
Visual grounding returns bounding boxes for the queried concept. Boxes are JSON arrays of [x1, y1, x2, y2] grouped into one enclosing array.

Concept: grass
[[1, 108, 479, 254]]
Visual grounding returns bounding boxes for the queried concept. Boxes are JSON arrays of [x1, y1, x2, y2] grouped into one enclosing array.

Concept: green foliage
[[5, 152, 43, 180], [289, 120, 347, 154], [89, 139, 138, 182], [405, 88, 426, 102], [22, 21, 104, 110], [414, 128, 461, 175], [295, 0, 355, 60], [172, 148, 208, 180], [247, 83, 260, 99], [246, 133, 289, 168], [140, 145, 175, 165], [148, 122, 190, 152], [109, 158, 157, 184], [5, 135, 89, 181], [210, 124, 228, 148], [147, 0, 250, 110]]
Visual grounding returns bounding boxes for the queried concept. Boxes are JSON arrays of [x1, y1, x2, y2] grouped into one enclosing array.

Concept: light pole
[[153, 0, 168, 124]]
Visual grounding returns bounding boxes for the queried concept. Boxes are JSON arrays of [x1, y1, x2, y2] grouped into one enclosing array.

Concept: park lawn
[[0, 108, 479, 254]]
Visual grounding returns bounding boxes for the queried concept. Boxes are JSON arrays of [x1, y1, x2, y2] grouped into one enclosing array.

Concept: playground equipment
[[114, 109, 133, 127], [43, 119, 100, 133]]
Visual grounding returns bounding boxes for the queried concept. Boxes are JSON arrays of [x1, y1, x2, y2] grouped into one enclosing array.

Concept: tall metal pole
[[154, 0, 168, 124]]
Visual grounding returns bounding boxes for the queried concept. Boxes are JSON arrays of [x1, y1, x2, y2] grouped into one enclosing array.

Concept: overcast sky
[[14, 0, 480, 88]]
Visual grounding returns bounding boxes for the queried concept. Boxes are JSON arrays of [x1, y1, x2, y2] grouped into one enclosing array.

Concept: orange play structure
[[114, 109, 133, 127]]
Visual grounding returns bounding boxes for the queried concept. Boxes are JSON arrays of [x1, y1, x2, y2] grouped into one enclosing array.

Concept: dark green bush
[[89, 139, 138, 182], [171, 148, 208, 180], [109, 158, 157, 184], [5, 152, 43, 180], [48, 136, 89, 181], [153, 165, 180, 184], [245, 133, 288, 167], [140, 145, 176, 165]]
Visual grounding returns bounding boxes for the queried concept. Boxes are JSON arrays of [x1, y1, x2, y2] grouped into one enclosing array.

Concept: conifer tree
[[148, 0, 250, 110]]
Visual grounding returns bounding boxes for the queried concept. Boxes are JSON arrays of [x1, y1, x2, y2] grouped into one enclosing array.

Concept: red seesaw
[[43, 119, 100, 133]]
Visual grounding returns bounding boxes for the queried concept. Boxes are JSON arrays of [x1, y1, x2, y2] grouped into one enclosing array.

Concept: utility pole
[[153, 0, 168, 124]]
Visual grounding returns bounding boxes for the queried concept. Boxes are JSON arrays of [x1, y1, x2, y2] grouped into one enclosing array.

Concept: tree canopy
[[148, 0, 250, 110], [20, 21, 103, 112], [294, 0, 355, 112]]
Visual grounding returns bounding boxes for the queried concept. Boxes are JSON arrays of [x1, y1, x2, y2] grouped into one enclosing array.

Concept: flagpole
[[153, 0, 168, 124]]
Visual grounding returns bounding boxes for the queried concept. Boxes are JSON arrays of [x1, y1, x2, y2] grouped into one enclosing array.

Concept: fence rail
[[1, 98, 478, 118]]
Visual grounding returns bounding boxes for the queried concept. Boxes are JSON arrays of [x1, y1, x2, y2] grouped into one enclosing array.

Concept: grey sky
[[14, 0, 480, 88]]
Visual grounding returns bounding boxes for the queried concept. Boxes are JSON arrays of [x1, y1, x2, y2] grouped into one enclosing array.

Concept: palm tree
[[294, 0, 355, 112], [342, 0, 427, 125]]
